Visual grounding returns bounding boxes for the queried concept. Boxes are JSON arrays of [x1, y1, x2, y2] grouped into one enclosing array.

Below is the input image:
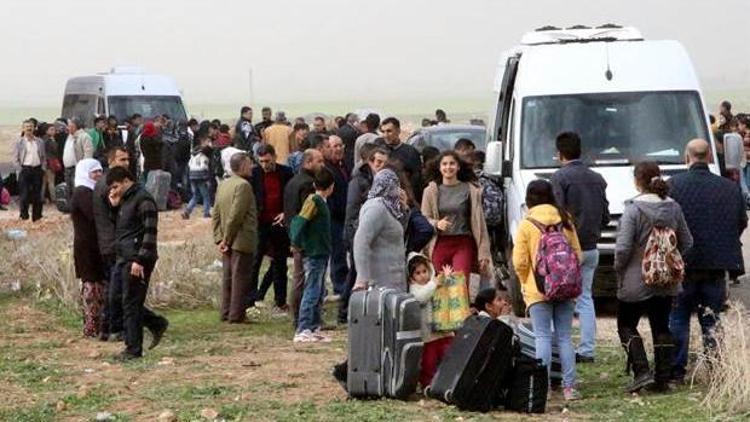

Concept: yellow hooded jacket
[[512, 204, 582, 310]]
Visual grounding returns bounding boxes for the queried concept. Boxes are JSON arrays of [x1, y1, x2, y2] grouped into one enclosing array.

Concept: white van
[[61, 66, 188, 126], [483, 25, 717, 312]]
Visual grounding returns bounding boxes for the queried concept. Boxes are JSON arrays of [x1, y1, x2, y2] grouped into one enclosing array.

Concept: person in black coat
[[375, 117, 423, 202], [250, 145, 295, 310], [324, 136, 351, 298], [338, 146, 389, 323], [336, 113, 361, 171], [282, 149, 325, 327], [667, 138, 748, 383], [71, 159, 106, 338]]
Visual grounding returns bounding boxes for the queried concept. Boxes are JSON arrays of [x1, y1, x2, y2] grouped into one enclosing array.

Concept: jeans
[[529, 300, 577, 388], [250, 224, 289, 307], [576, 249, 599, 358], [185, 179, 212, 217], [669, 271, 726, 379], [297, 256, 328, 333], [330, 220, 349, 296], [18, 166, 43, 221], [121, 261, 168, 356]]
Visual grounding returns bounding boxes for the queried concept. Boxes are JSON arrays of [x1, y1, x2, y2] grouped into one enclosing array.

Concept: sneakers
[[293, 330, 316, 343], [312, 328, 332, 343], [563, 387, 582, 401], [294, 328, 332, 343], [148, 320, 169, 350]]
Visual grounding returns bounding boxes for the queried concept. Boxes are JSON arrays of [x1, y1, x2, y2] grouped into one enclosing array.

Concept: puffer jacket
[[614, 194, 693, 302], [512, 204, 582, 309], [114, 184, 159, 267]]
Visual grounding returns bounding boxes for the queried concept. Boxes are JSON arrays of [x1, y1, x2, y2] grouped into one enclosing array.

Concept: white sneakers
[[293, 329, 331, 343]]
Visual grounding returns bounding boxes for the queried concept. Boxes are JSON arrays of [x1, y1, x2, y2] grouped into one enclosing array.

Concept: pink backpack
[[0, 188, 9, 206], [528, 218, 582, 302]]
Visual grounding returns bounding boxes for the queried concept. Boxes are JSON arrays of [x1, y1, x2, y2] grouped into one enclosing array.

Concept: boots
[[624, 336, 655, 393], [649, 334, 675, 393]]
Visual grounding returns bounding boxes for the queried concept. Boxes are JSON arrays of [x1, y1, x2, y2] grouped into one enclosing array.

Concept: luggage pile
[[346, 288, 550, 414]]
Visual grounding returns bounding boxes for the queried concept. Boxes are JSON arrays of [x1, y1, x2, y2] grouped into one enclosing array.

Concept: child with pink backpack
[[512, 179, 583, 401]]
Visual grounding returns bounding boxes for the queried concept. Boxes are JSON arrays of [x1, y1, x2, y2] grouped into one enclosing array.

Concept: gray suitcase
[[347, 288, 423, 399], [145, 170, 171, 211], [516, 321, 562, 382]]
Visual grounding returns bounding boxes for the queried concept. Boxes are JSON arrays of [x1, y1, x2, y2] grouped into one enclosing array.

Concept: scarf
[[367, 168, 403, 219], [74, 158, 103, 190]]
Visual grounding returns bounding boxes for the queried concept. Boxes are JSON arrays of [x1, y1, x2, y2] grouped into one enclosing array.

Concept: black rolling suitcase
[[505, 354, 548, 413], [347, 288, 423, 399], [516, 320, 562, 383], [426, 316, 514, 412]]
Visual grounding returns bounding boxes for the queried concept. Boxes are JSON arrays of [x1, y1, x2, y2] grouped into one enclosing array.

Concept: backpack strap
[[527, 217, 560, 233]]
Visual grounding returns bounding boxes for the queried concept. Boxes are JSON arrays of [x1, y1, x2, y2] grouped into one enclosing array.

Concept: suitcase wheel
[[445, 390, 453, 402]]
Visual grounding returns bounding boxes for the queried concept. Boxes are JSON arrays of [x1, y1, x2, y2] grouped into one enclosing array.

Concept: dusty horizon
[[1, 0, 748, 108]]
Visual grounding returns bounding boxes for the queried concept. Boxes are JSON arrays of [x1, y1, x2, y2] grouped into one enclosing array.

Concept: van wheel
[[503, 244, 527, 317]]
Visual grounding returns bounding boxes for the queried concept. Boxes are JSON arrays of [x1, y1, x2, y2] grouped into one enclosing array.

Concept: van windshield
[[521, 91, 709, 168], [108, 96, 187, 122]]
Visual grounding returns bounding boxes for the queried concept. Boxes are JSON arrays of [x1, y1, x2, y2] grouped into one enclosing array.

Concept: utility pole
[[248, 68, 254, 107]]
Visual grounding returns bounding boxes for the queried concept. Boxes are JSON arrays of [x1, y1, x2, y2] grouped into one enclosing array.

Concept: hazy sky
[[1, 0, 747, 107]]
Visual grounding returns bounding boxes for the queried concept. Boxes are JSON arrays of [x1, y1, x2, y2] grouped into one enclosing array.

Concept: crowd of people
[[4, 100, 746, 403]]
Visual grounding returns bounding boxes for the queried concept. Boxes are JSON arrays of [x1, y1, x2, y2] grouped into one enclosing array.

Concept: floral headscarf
[[367, 168, 403, 219]]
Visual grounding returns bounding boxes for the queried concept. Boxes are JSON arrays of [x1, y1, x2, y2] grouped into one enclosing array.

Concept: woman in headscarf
[[352, 168, 408, 292], [71, 158, 106, 338]]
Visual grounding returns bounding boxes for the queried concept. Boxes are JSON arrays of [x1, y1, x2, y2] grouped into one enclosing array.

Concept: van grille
[[597, 214, 621, 252]]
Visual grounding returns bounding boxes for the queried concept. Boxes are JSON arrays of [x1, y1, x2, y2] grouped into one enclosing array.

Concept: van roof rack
[[522, 25, 643, 46]]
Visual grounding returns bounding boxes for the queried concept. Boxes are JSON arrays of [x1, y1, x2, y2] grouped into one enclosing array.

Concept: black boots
[[650, 334, 675, 392], [624, 336, 655, 393]]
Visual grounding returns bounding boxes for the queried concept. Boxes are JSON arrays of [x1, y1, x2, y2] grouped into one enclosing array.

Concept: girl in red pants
[[407, 253, 454, 389], [421, 151, 492, 290]]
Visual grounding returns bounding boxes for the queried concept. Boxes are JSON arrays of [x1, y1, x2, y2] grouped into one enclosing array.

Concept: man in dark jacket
[[338, 146, 389, 323], [107, 167, 168, 360], [336, 113, 361, 171], [234, 106, 261, 153], [283, 149, 325, 327], [250, 145, 294, 311], [550, 131, 610, 363], [93, 147, 130, 341], [375, 117, 423, 201], [254, 106, 273, 135], [323, 135, 351, 298], [668, 138, 747, 383]]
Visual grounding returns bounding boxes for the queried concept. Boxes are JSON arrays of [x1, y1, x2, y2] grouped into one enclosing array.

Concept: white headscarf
[[74, 158, 103, 190]]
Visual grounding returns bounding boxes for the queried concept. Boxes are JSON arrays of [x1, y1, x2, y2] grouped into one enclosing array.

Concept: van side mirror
[[485, 141, 503, 176]]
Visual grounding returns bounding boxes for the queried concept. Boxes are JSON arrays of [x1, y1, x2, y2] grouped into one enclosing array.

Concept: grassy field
[[0, 288, 722, 422]]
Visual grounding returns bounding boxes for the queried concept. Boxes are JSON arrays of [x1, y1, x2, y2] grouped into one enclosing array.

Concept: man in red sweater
[[249, 145, 295, 311]]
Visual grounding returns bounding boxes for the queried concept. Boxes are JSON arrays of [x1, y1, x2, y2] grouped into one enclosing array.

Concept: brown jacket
[[420, 181, 492, 275]]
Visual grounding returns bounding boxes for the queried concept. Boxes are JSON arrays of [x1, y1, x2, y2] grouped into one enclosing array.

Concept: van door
[[495, 56, 519, 146]]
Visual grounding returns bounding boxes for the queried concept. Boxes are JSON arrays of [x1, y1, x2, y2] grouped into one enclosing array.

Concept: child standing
[[407, 253, 454, 389], [290, 168, 335, 343], [183, 135, 213, 219]]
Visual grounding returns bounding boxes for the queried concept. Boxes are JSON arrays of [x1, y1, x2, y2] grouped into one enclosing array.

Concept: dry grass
[[697, 301, 750, 417], [0, 213, 221, 311]]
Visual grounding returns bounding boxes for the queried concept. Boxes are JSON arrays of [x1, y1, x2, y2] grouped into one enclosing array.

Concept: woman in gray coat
[[353, 168, 407, 292], [614, 161, 693, 394]]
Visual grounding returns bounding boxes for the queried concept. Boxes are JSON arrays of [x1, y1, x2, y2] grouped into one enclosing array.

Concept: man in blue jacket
[[551, 132, 609, 363], [668, 138, 747, 384]]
